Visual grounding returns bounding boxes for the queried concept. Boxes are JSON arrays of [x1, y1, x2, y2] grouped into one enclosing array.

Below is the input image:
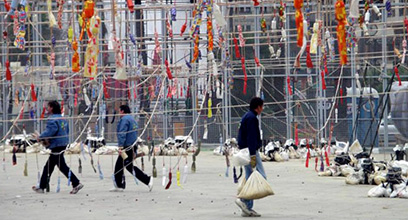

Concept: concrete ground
[[0, 150, 407, 220]]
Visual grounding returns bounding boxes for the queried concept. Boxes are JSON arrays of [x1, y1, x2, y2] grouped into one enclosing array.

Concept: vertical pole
[[254, 5, 261, 139], [285, 5, 291, 140], [1, 6, 5, 137], [381, 7, 388, 149], [351, 45, 357, 141], [162, 4, 168, 139], [223, 1, 229, 141]]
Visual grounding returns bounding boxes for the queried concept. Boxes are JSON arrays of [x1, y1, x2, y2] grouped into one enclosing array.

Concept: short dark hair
[[249, 97, 264, 111], [119, 105, 131, 114], [48, 100, 62, 114]]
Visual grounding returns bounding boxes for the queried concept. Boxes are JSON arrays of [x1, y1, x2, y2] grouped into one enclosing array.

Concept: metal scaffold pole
[[381, 7, 389, 149]]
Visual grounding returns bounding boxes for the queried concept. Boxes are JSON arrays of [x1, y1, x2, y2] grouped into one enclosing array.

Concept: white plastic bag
[[368, 184, 387, 197], [280, 151, 289, 161], [340, 165, 355, 177], [273, 151, 283, 162], [237, 170, 274, 200], [349, 139, 363, 154], [345, 171, 362, 185], [232, 148, 250, 167], [398, 187, 408, 198]]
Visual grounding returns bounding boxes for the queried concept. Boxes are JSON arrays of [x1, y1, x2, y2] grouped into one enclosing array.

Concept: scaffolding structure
[[0, 0, 407, 150]]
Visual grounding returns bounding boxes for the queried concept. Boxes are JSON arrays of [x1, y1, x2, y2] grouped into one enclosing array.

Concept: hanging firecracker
[[57, 0, 65, 29], [5, 59, 12, 81], [171, 6, 177, 21], [287, 76, 292, 95], [386, 0, 392, 16], [126, 0, 134, 13], [233, 36, 240, 59], [306, 44, 313, 70], [321, 70, 326, 90], [335, 0, 347, 65], [165, 59, 173, 80], [294, 0, 304, 47], [395, 66, 401, 86], [79, 0, 95, 41], [180, 12, 188, 36], [207, 19, 213, 52], [237, 25, 245, 47], [252, 0, 261, 6], [166, 16, 173, 38], [30, 83, 37, 102], [260, 17, 267, 33], [72, 40, 80, 72], [191, 34, 199, 63]]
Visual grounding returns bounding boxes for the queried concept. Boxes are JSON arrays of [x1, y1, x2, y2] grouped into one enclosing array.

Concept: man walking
[[235, 97, 266, 217], [32, 101, 83, 194], [110, 104, 153, 192]]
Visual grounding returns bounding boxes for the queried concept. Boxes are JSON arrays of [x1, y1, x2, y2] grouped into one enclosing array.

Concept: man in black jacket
[[235, 97, 266, 217]]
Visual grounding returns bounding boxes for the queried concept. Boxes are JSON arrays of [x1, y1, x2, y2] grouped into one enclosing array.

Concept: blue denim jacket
[[117, 115, 138, 147], [39, 114, 69, 149]]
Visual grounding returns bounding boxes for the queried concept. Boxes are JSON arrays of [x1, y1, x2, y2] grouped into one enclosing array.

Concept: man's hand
[[250, 155, 257, 168], [32, 131, 40, 142], [118, 146, 128, 159]]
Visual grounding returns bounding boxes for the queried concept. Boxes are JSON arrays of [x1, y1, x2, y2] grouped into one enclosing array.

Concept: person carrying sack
[[110, 104, 153, 192], [235, 97, 266, 217]]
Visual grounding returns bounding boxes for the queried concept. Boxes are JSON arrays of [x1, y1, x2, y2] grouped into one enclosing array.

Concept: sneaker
[[235, 199, 251, 215], [109, 187, 124, 192], [70, 183, 84, 194], [249, 210, 261, 217], [32, 186, 44, 194], [148, 176, 153, 192]]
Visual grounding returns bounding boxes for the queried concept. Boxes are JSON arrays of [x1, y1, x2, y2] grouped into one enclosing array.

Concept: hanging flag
[[84, 15, 101, 78]]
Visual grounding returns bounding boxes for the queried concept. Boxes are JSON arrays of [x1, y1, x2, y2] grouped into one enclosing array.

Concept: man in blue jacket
[[235, 97, 266, 217], [32, 101, 83, 194], [110, 104, 153, 192]]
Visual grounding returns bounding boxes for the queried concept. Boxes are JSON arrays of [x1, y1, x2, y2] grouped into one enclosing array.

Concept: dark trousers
[[40, 146, 80, 189], [114, 147, 150, 188]]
